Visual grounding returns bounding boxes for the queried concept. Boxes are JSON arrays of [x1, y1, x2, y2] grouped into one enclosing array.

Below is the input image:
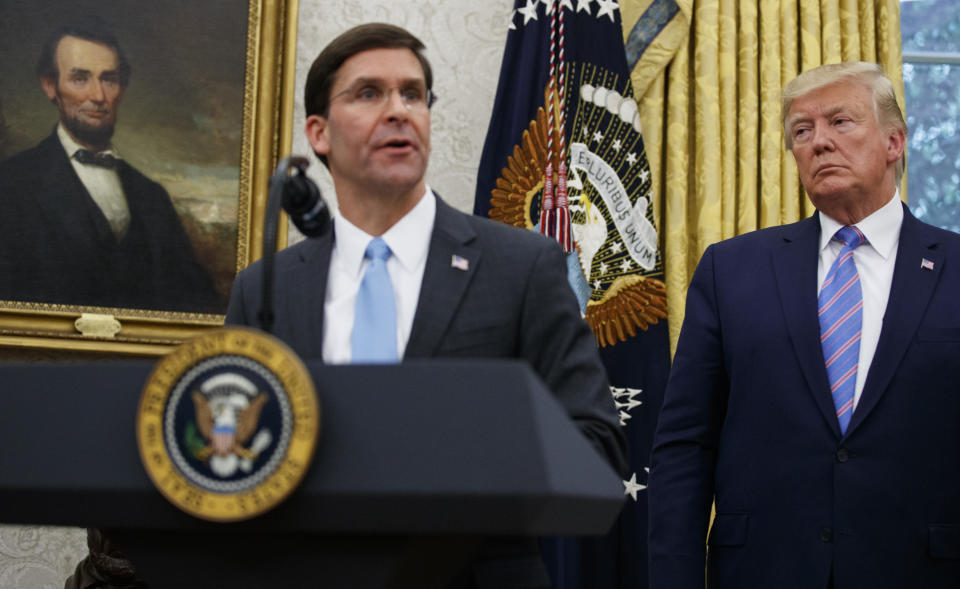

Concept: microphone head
[[281, 164, 330, 238]]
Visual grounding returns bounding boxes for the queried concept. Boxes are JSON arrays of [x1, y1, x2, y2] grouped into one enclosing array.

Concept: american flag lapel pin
[[921, 258, 935, 271], [451, 254, 469, 271]]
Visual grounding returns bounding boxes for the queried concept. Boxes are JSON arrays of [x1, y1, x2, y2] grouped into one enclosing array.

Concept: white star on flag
[[623, 472, 646, 501], [592, 130, 604, 142], [596, 0, 619, 22], [612, 139, 622, 151], [626, 152, 638, 165], [611, 386, 643, 426], [576, 0, 594, 13], [620, 258, 632, 273], [639, 168, 650, 183], [518, 0, 540, 25]]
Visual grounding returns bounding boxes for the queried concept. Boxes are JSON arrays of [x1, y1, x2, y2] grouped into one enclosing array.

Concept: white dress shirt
[[58, 124, 130, 239], [817, 191, 903, 410], [322, 189, 436, 364]]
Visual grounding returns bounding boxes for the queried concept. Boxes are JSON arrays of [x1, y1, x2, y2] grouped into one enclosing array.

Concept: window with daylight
[[900, 0, 960, 233]]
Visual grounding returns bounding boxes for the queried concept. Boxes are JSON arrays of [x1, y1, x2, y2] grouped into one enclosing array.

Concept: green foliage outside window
[[901, 0, 960, 233]]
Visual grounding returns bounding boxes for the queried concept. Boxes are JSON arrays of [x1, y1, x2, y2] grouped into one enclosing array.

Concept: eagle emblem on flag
[[487, 75, 667, 347]]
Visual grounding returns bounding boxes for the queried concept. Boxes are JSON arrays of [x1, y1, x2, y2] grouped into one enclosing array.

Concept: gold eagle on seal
[[186, 370, 274, 478], [487, 89, 667, 347]]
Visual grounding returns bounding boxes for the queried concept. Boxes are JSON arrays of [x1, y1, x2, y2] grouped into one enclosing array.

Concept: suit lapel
[[34, 133, 114, 249], [848, 206, 943, 434], [772, 215, 841, 436], [404, 196, 480, 358], [290, 228, 334, 359]]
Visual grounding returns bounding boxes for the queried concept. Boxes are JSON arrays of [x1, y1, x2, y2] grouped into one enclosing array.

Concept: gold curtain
[[623, 0, 904, 352]]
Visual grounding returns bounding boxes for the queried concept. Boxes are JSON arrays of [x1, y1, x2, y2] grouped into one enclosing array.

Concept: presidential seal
[[137, 327, 319, 522]]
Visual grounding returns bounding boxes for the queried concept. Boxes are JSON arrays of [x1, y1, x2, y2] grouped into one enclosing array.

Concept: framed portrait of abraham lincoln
[[0, 0, 297, 354]]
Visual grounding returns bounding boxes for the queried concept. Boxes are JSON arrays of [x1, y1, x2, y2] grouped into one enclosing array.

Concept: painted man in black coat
[[0, 20, 217, 312]]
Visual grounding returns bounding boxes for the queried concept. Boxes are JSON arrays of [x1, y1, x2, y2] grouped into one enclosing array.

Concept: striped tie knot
[[835, 225, 864, 250], [819, 225, 864, 435]]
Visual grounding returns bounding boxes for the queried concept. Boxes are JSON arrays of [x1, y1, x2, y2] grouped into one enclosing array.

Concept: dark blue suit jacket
[[226, 194, 627, 588], [226, 194, 627, 474], [648, 205, 960, 588]]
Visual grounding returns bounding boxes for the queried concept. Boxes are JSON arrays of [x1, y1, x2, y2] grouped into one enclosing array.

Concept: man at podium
[[224, 22, 627, 589]]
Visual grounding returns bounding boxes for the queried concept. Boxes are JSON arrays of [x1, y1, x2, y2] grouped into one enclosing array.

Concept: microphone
[[259, 156, 330, 333], [281, 158, 330, 238]]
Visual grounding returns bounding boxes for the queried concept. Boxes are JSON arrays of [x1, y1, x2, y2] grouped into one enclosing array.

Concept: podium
[[0, 359, 623, 587]]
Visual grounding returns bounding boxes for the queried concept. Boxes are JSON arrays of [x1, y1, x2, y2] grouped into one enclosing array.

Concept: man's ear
[[886, 127, 906, 165], [40, 77, 58, 103], [305, 114, 330, 156]]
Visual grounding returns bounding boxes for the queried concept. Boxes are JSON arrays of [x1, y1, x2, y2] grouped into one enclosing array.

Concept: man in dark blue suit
[[648, 62, 960, 588], [225, 23, 626, 588]]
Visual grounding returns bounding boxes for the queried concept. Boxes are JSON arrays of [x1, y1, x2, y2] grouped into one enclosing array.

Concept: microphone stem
[[258, 158, 295, 334]]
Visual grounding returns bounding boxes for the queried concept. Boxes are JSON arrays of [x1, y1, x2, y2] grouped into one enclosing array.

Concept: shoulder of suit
[[461, 210, 556, 248], [243, 237, 324, 276], [0, 136, 53, 179], [0, 139, 62, 207], [710, 217, 814, 251], [908, 211, 960, 247]]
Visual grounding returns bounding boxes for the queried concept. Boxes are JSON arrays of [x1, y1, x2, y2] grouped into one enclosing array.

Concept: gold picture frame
[[0, 0, 297, 355]]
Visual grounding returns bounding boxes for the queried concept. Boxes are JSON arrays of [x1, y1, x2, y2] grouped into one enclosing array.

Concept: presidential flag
[[475, 1, 678, 586]]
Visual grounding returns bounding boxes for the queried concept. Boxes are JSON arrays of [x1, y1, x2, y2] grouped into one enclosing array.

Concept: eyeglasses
[[330, 82, 437, 111]]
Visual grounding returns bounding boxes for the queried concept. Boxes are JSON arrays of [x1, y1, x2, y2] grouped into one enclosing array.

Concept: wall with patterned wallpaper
[[0, 0, 514, 584]]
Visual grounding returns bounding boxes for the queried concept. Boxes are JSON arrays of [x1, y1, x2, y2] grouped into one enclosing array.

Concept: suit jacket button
[[836, 448, 849, 462], [820, 527, 833, 543]]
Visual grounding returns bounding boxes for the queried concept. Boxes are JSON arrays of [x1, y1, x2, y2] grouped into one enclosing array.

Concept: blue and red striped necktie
[[818, 226, 865, 434]]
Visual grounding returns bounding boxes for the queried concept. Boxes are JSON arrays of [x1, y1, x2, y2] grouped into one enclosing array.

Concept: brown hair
[[304, 23, 432, 119]]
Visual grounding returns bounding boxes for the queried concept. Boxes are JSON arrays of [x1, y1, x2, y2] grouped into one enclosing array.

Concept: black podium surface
[[0, 360, 624, 587]]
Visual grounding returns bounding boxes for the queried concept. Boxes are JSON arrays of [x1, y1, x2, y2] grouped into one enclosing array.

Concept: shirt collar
[[818, 188, 903, 260], [332, 187, 436, 278], [57, 123, 120, 160]]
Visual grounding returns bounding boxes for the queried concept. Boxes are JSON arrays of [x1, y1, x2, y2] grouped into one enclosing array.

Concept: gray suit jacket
[[226, 194, 626, 473]]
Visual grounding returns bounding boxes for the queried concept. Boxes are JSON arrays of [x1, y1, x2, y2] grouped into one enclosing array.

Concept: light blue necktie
[[351, 237, 398, 363], [818, 226, 865, 434]]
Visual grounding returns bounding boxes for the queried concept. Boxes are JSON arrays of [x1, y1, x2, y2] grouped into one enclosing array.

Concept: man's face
[[41, 35, 125, 150], [305, 47, 431, 199], [786, 80, 904, 223]]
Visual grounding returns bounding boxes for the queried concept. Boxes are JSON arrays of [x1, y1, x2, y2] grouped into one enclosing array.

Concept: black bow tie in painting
[[74, 149, 119, 169]]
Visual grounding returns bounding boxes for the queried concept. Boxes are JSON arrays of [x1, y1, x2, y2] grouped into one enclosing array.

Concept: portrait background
[[0, 0, 248, 309], [0, 0, 517, 584]]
